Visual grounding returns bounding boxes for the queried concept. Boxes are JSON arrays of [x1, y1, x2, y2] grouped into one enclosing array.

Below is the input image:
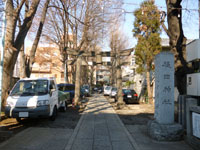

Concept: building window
[[53, 63, 57, 67], [61, 73, 64, 78]]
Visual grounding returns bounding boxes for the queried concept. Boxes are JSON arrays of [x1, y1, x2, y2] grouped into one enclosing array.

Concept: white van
[[104, 86, 112, 96], [5, 77, 58, 122]]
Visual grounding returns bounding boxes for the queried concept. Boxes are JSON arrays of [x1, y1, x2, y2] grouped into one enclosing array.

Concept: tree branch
[[160, 11, 171, 38], [15, 0, 26, 16], [14, 0, 40, 50], [48, 5, 86, 25]]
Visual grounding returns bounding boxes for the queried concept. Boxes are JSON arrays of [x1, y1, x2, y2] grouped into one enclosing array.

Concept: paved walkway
[[1, 95, 193, 150], [65, 95, 138, 150], [0, 128, 73, 150]]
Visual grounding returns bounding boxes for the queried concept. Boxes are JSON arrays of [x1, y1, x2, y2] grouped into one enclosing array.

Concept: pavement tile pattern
[[0, 127, 73, 150], [65, 95, 137, 150]]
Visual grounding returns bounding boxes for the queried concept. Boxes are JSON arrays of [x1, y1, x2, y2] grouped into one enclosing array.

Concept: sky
[[22, 0, 200, 51], [122, 0, 199, 48]]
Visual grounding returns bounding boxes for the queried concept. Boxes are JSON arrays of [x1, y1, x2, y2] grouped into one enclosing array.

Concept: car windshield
[[82, 85, 89, 89], [10, 80, 48, 96], [123, 89, 135, 94], [112, 88, 117, 91], [105, 86, 111, 90]]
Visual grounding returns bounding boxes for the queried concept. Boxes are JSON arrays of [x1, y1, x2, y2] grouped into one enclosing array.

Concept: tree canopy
[[132, 0, 162, 103], [133, 0, 161, 73]]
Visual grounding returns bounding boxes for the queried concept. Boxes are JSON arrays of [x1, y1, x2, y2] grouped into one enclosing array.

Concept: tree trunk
[[27, 0, 50, 77], [20, 45, 26, 78], [146, 70, 153, 104], [64, 60, 68, 83], [74, 57, 81, 106], [166, 0, 193, 94], [2, 0, 40, 108], [89, 66, 94, 94], [116, 55, 124, 107], [110, 62, 116, 86]]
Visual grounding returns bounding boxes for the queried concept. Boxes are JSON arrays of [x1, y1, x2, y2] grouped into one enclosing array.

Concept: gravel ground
[[0, 98, 88, 143], [107, 97, 154, 125]]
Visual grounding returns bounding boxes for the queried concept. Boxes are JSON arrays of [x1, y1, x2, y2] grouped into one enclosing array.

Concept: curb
[[114, 111, 140, 150], [64, 107, 87, 150], [107, 101, 140, 150]]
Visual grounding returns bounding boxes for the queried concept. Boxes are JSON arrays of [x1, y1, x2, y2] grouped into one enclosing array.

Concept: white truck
[[5, 77, 67, 122]]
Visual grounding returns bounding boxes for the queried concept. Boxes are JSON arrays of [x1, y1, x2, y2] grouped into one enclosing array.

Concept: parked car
[[93, 87, 98, 93], [81, 86, 90, 97], [93, 86, 103, 93], [122, 89, 139, 104], [97, 87, 103, 93], [58, 90, 70, 112], [81, 85, 90, 97], [5, 77, 60, 122], [104, 86, 112, 96], [110, 87, 117, 98], [57, 83, 75, 103]]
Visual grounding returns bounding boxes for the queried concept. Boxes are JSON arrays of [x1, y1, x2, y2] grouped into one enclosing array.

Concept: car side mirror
[[51, 89, 55, 92], [50, 89, 55, 97]]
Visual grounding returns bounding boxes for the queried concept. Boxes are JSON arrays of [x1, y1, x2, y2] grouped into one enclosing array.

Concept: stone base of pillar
[[147, 120, 184, 141]]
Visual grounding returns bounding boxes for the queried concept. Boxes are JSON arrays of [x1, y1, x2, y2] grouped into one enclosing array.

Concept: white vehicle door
[[49, 80, 58, 114]]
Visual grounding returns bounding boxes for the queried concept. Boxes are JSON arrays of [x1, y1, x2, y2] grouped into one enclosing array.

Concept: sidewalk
[[65, 95, 193, 150], [0, 95, 193, 150], [65, 95, 138, 150]]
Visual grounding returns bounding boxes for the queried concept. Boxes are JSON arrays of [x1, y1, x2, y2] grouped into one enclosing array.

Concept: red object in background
[[72, 98, 75, 108]]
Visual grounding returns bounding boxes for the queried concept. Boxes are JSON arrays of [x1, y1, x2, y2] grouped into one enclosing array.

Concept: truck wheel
[[16, 117, 22, 123], [50, 106, 57, 121], [60, 102, 67, 112]]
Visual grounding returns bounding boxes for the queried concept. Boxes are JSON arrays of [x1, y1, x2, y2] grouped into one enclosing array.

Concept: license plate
[[19, 112, 29, 117], [127, 95, 132, 98]]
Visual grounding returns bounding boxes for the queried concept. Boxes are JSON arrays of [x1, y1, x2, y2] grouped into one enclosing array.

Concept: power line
[[121, 2, 200, 13]]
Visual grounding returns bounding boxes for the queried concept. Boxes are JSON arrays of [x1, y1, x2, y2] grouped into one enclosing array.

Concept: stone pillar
[[148, 52, 183, 141], [155, 52, 174, 124]]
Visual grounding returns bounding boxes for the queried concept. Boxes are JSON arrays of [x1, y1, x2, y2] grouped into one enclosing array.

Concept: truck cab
[[5, 77, 58, 122]]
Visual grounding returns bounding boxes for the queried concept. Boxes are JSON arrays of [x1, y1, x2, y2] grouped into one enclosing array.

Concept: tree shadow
[[118, 113, 154, 125]]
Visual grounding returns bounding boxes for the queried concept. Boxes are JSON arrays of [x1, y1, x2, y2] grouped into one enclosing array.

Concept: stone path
[[65, 95, 138, 150], [0, 94, 193, 150], [0, 127, 73, 150]]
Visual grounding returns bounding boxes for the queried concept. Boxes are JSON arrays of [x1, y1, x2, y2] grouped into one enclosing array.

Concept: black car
[[93, 86, 103, 93], [81, 86, 90, 97], [97, 87, 103, 93], [122, 89, 139, 104]]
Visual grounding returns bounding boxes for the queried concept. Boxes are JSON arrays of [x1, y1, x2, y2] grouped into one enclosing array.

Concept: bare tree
[[23, 0, 50, 78], [2, 0, 40, 107], [40, 0, 123, 106], [109, 26, 130, 107], [0, 1, 4, 32], [161, 0, 194, 95]]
